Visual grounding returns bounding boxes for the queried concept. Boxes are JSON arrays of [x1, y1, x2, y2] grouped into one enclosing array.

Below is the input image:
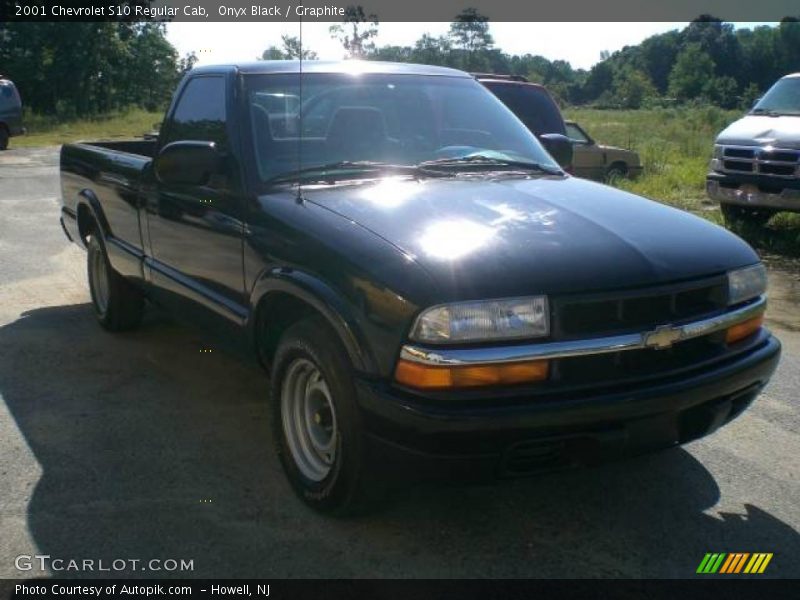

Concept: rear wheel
[[0, 126, 9, 151], [605, 162, 628, 181], [720, 203, 776, 226], [87, 235, 144, 331], [270, 316, 376, 514]]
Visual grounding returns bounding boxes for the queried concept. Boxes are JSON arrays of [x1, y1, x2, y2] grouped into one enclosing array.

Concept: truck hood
[[716, 114, 800, 149], [302, 175, 758, 300]]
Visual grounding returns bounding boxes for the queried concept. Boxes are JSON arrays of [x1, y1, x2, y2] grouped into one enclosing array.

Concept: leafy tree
[[704, 76, 739, 109], [583, 60, 614, 102], [448, 8, 494, 70], [411, 34, 452, 66], [612, 67, 657, 109], [668, 43, 716, 101], [740, 82, 762, 110], [448, 8, 494, 53], [329, 5, 379, 59], [0, 21, 183, 117], [260, 35, 318, 60]]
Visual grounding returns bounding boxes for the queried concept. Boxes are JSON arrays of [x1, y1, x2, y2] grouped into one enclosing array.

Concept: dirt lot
[[0, 147, 798, 578]]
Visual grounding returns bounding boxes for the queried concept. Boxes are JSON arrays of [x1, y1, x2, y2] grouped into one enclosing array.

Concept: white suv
[[707, 73, 800, 224]]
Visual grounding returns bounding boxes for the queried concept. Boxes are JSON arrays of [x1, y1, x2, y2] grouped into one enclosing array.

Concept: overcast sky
[[167, 22, 772, 71]]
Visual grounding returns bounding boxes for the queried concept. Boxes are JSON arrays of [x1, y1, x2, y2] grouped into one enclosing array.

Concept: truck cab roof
[[189, 61, 471, 78]]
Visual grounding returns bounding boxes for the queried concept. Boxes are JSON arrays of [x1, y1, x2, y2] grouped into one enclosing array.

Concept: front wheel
[[720, 203, 776, 226], [270, 316, 376, 514], [87, 235, 144, 331], [0, 127, 9, 151]]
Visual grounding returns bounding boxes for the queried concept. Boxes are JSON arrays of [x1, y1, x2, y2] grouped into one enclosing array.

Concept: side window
[[566, 123, 589, 144], [163, 76, 228, 150]]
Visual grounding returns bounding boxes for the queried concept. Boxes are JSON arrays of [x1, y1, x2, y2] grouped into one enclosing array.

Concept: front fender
[[248, 268, 378, 375]]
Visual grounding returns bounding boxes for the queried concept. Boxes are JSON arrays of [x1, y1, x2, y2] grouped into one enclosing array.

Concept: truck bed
[[59, 139, 157, 280], [77, 138, 158, 158]]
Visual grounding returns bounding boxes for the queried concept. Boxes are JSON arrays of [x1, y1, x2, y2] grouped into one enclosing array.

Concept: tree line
[[269, 9, 800, 111], [2, 10, 799, 118], [0, 22, 196, 117]]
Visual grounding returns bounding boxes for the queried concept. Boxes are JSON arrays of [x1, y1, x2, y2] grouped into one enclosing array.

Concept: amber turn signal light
[[726, 314, 764, 344], [394, 359, 550, 390]]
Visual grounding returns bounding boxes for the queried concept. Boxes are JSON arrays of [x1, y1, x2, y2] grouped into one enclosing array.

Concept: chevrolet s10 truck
[[708, 72, 800, 224], [60, 61, 780, 513]]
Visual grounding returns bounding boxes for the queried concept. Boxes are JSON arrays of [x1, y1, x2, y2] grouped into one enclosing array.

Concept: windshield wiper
[[751, 107, 783, 117], [268, 160, 448, 184], [418, 155, 563, 175]]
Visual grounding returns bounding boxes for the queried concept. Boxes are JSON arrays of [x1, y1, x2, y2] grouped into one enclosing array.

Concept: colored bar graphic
[[719, 554, 735, 573], [758, 553, 773, 573], [699, 552, 773, 574], [734, 553, 750, 573]]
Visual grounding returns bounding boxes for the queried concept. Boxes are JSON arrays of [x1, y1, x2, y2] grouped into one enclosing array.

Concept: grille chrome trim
[[719, 145, 800, 179], [400, 296, 766, 366]]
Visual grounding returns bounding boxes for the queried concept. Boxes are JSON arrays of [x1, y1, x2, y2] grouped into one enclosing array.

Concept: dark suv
[[0, 77, 24, 150], [475, 73, 570, 165]]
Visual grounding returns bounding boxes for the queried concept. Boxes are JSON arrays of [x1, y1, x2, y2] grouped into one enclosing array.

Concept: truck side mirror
[[154, 141, 220, 186], [539, 133, 574, 169]]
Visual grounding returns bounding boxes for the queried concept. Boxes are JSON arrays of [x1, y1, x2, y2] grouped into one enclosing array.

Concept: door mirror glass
[[154, 141, 220, 186], [539, 133, 574, 168]]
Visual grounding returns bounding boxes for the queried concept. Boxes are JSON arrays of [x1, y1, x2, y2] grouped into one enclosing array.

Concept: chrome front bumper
[[400, 296, 766, 366], [707, 179, 800, 212]]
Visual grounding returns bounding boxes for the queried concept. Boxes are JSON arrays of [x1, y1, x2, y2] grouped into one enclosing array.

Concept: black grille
[[556, 334, 727, 386], [551, 277, 729, 386], [723, 160, 753, 172], [763, 150, 799, 163], [761, 163, 796, 176], [724, 148, 755, 159], [721, 146, 799, 179], [553, 277, 727, 338]]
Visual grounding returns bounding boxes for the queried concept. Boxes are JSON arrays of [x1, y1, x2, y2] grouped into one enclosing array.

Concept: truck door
[[144, 73, 247, 324]]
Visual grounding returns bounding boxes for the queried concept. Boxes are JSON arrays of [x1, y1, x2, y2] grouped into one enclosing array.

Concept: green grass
[[564, 107, 800, 257], [13, 109, 162, 148]]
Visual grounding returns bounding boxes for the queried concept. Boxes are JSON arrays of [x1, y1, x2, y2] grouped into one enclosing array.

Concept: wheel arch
[[75, 189, 111, 248], [248, 269, 377, 375], [607, 160, 629, 173]]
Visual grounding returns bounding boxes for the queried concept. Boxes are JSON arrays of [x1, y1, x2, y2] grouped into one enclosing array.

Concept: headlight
[[728, 263, 767, 305], [713, 145, 724, 159], [410, 296, 549, 343]]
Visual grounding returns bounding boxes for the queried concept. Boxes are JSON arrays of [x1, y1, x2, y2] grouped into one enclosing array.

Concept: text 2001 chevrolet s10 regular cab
[[60, 61, 780, 513]]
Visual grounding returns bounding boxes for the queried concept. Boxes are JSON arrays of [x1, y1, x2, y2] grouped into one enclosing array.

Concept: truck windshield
[[244, 72, 559, 183], [752, 77, 800, 116]]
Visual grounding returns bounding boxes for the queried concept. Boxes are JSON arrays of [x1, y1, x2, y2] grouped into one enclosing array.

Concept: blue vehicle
[[0, 77, 24, 150]]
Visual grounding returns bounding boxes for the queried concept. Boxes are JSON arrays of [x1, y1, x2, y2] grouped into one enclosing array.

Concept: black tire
[[87, 235, 144, 331], [605, 162, 628, 181], [0, 126, 9, 151], [270, 316, 377, 515], [720, 203, 775, 227]]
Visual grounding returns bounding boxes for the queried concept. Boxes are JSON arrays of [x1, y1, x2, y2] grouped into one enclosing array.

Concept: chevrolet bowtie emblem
[[644, 325, 683, 349]]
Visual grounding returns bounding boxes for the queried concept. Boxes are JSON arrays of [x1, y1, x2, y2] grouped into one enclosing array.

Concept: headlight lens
[[410, 296, 549, 343], [713, 144, 724, 159], [728, 263, 767, 305]]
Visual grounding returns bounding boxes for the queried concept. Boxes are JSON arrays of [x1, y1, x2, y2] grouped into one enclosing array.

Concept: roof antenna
[[295, 14, 305, 204]]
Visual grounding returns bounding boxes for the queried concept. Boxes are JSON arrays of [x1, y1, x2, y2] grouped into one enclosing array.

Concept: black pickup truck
[[60, 61, 780, 513]]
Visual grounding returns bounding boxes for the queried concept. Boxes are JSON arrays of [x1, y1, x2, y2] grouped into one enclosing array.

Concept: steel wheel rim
[[90, 243, 110, 315], [281, 358, 338, 482]]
